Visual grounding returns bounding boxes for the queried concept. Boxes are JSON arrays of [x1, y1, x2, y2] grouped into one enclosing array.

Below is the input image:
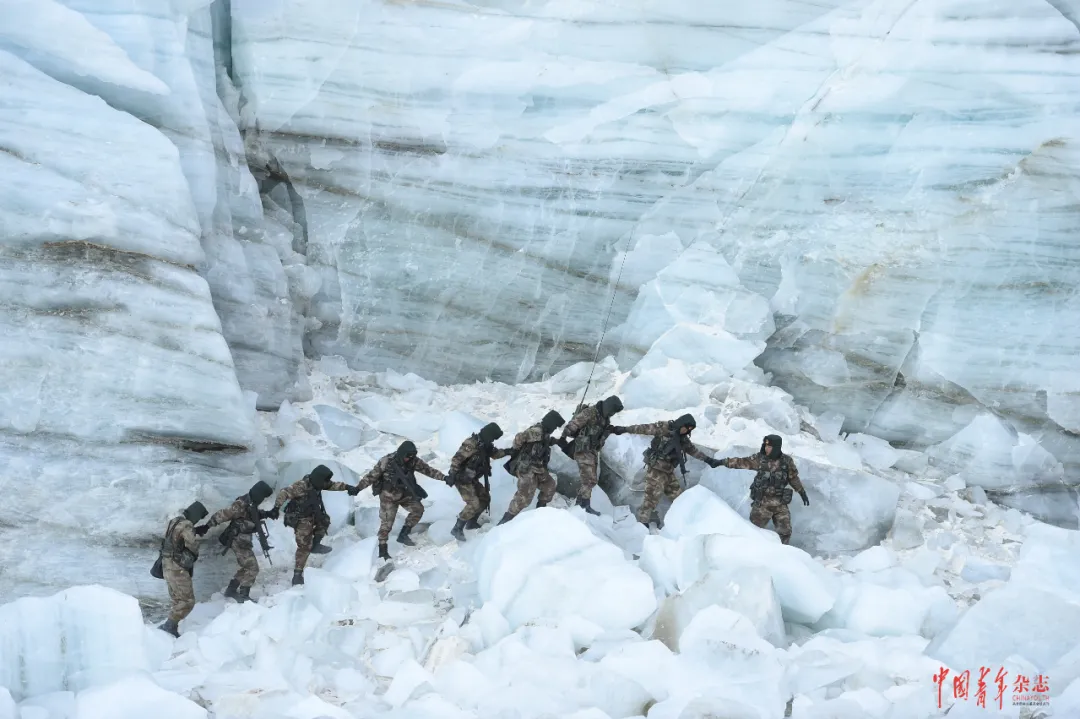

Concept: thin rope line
[[578, 241, 632, 408]]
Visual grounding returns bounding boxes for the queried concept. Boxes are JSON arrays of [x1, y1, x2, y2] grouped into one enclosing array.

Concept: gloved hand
[[259, 509, 275, 520], [445, 472, 457, 488], [265, 507, 280, 520], [707, 457, 725, 469], [800, 492, 810, 507], [347, 484, 361, 496], [194, 524, 210, 537], [610, 427, 627, 435]]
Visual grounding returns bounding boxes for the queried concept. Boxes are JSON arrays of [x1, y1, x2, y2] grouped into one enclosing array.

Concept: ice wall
[[228, 0, 1080, 468], [0, 4, 266, 601]]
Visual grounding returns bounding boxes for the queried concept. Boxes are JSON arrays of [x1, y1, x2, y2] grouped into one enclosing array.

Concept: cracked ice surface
[[3, 359, 1077, 718]]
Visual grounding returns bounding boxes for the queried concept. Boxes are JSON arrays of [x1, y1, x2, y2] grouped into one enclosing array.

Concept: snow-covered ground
[[2, 357, 1077, 719]]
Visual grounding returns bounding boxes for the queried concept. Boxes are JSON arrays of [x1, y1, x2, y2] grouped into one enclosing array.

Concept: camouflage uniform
[[274, 476, 353, 572], [506, 424, 558, 517], [162, 517, 199, 624], [357, 454, 445, 542], [562, 403, 621, 502], [721, 453, 805, 544], [206, 496, 262, 588], [449, 434, 507, 522], [623, 421, 713, 524]]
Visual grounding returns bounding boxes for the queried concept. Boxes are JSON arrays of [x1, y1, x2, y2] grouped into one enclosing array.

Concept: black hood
[[672, 414, 697, 434], [396, 441, 418, 466], [183, 501, 208, 524], [541, 410, 565, 434], [600, 396, 624, 417], [478, 422, 503, 444], [762, 434, 783, 459], [249, 480, 273, 506], [309, 464, 334, 490]]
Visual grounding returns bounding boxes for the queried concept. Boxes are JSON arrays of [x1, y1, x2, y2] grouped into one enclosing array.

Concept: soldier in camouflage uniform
[[559, 396, 627, 516], [620, 414, 722, 527], [158, 501, 208, 637], [497, 410, 565, 526], [355, 441, 447, 560], [718, 434, 809, 545], [447, 423, 509, 541], [194, 480, 275, 603], [273, 464, 360, 585]]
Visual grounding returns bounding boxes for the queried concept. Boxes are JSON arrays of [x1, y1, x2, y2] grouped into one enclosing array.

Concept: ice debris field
[[2, 357, 1079, 719]]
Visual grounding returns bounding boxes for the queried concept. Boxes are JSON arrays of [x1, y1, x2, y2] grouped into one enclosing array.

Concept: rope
[[577, 240, 632, 409]]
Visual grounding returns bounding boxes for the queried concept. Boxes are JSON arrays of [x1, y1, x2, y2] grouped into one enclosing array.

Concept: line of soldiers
[[154, 396, 810, 637]]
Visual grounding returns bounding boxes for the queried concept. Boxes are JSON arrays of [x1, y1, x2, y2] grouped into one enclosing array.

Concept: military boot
[[292, 570, 304, 586], [535, 499, 548, 509], [397, 525, 415, 546], [378, 543, 391, 560], [451, 519, 467, 542], [158, 619, 179, 638], [497, 512, 514, 526], [576, 497, 600, 516], [235, 585, 252, 603], [224, 579, 240, 600], [310, 539, 332, 555], [464, 516, 482, 530]]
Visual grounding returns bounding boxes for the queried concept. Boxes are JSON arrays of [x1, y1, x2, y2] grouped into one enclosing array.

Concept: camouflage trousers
[[575, 452, 599, 501], [636, 465, 683, 523], [228, 533, 260, 586], [293, 512, 331, 572], [750, 498, 792, 544], [455, 478, 490, 522], [379, 486, 425, 543], [163, 558, 196, 623], [507, 466, 556, 517]]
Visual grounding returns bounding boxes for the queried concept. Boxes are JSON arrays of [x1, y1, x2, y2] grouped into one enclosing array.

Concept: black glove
[[610, 427, 627, 435], [801, 492, 810, 506], [194, 524, 210, 537], [265, 507, 280, 520], [347, 484, 361, 496], [445, 472, 457, 488], [258, 509, 274, 520], [706, 457, 721, 469]]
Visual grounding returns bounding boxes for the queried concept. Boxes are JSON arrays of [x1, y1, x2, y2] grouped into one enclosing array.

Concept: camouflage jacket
[[274, 476, 352, 513], [562, 404, 622, 454], [623, 420, 710, 471], [723, 453, 805, 500], [162, 517, 199, 569], [450, 435, 509, 482], [357, 454, 445, 493], [512, 424, 557, 470], [208, 495, 258, 535]]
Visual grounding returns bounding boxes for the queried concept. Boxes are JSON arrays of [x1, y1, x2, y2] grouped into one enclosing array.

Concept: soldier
[[447, 423, 509, 541], [158, 501, 208, 638], [497, 410, 565, 526], [194, 480, 275, 602], [559, 395, 626, 515], [717, 434, 809, 545], [354, 441, 447, 560], [620, 414, 722, 527], [272, 464, 360, 586]]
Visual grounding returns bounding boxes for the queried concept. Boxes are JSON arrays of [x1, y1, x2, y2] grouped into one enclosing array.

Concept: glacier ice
[[472, 508, 656, 631]]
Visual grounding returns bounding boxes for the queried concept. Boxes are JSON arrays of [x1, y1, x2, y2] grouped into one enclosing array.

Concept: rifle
[[253, 503, 273, 565]]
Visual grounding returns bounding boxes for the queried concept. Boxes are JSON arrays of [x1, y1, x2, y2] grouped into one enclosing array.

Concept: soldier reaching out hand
[[717, 434, 809, 545]]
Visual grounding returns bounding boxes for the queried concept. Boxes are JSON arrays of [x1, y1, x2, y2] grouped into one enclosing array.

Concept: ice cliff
[[1, 0, 1079, 602]]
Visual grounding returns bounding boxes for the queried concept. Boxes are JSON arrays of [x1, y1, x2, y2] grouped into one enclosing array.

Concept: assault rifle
[[254, 504, 273, 565]]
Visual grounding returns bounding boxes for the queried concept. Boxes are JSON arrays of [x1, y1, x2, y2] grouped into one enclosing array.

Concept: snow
[[472, 508, 656, 631], [73, 676, 205, 719]]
